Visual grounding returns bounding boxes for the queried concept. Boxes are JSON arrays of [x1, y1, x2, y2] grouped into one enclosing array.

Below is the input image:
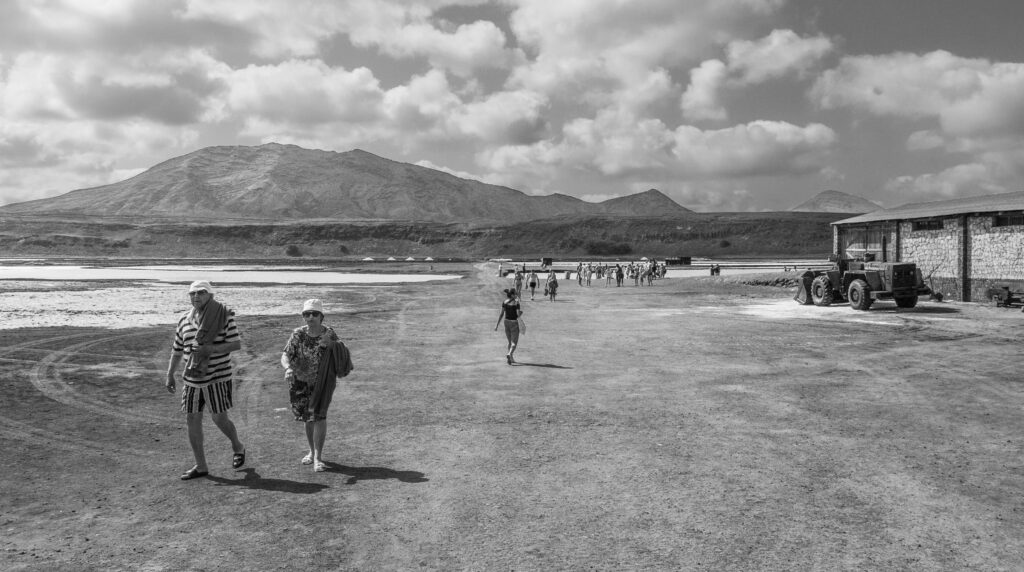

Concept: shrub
[[285, 244, 302, 257]]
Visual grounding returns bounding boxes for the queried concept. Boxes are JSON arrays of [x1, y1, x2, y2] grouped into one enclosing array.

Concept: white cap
[[188, 280, 214, 293], [302, 299, 323, 313]]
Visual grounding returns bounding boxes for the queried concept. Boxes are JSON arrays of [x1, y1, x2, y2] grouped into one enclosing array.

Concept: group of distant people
[[495, 259, 669, 365], [573, 261, 666, 287], [166, 280, 353, 480]]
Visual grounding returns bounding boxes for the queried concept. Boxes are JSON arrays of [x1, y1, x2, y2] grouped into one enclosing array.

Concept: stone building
[[832, 191, 1024, 302]]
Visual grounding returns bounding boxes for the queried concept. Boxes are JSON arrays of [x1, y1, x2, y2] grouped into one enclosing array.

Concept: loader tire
[[895, 295, 918, 308], [811, 275, 834, 306], [848, 279, 873, 311]]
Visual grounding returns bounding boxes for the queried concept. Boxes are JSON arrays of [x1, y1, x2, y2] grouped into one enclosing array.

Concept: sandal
[[314, 460, 326, 472], [232, 449, 246, 469], [301, 453, 314, 465], [180, 466, 209, 480]]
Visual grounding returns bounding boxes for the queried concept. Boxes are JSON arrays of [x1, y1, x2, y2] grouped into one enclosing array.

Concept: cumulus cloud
[[727, 29, 833, 84], [681, 29, 832, 121], [183, 0, 518, 76], [671, 121, 837, 177], [883, 163, 1006, 201], [228, 60, 384, 125], [812, 50, 1024, 139], [815, 50, 1024, 200], [445, 89, 549, 144], [2, 48, 229, 125], [508, 0, 789, 103], [474, 115, 837, 193], [681, 60, 729, 122]]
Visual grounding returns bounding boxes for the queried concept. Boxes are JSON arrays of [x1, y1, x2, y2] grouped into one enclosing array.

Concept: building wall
[[965, 216, 1024, 301], [899, 218, 963, 301]]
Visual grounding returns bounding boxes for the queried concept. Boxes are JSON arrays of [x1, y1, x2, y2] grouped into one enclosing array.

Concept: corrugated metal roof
[[834, 190, 1024, 225]]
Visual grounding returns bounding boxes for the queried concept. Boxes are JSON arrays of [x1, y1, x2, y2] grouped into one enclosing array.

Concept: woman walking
[[494, 288, 524, 364], [546, 270, 559, 302], [280, 299, 353, 472]]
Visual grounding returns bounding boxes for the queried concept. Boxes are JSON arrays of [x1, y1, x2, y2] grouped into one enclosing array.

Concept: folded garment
[[308, 341, 354, 418], [184, 299, 229, 380]]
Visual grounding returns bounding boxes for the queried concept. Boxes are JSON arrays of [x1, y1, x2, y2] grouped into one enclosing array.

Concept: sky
[[2, 0, 1024, 212]]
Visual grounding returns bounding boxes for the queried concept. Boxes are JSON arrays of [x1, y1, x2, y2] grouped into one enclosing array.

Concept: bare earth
[[2, 263, 1023, 571]]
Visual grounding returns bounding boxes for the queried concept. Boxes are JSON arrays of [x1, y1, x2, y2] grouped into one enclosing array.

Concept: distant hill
[[0, 143, 692, 224], [789, 190, 880, 213]]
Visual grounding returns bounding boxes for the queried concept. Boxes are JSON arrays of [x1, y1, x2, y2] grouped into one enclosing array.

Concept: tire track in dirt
[[1, 332, 161, 456], [13, 327, 273, 456], [28, 333, 175, 424]]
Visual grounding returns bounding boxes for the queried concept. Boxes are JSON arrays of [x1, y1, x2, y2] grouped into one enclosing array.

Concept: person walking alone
[[495, 288, 524, 364]]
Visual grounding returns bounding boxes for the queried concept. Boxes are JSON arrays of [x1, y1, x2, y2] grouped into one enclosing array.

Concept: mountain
[[789, 190, 881, 213], [0, 143, 692, 224]]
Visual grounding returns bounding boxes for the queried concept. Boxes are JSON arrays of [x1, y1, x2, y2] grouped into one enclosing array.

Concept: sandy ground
[[2, 263, 1024, 571]]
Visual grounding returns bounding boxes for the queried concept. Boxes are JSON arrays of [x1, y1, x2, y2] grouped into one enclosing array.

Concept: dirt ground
[[2, 263, 1024, 571]]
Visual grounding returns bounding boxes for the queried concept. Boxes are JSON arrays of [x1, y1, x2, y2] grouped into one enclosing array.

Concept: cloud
[[2, 49, 229, 124], [883, 162, 1006, 202], [373, 20, 518, 77], [671, 121, 837, 177], [227, 60, 384, 126], [445, 89, 549, 144], [474, 115, 837, 194], [906, 130, 946, 151], [812, 50, 1024, 139], [815, 50, 1024, 201], [726, 29, 833, 84], [557, 109, 675, 176], [183, 0, 518, 76], [681, 60, 728, 121], [508, 0, 787, 98], [681, 29, 832, 121]]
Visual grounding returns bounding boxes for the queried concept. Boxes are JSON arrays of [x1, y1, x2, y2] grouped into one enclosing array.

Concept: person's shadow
[[513, 362, 572, 369], [324, 462, 429, 485], [208, 468, 329, 494]]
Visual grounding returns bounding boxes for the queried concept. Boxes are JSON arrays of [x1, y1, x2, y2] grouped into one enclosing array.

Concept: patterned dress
[[282, 325, 337, 422]]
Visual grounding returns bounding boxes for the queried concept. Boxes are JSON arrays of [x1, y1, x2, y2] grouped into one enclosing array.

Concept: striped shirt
[[172, 308, 240, 386]]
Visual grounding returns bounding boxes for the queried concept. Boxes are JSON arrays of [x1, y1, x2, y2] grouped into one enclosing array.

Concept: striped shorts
[[180, 379, 234, 414]]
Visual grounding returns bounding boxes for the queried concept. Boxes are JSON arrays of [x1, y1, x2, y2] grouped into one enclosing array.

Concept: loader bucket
[[793, 270, 816, 305]]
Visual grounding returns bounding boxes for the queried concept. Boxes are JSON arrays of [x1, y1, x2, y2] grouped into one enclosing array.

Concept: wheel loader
[[793, 254, 931, 310]]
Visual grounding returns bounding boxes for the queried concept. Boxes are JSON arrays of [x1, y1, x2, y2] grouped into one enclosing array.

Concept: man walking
[[166, 280, 246, 480]]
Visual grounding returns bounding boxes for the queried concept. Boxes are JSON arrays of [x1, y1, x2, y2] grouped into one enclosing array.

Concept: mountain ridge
[[0, 143, 694, 223]]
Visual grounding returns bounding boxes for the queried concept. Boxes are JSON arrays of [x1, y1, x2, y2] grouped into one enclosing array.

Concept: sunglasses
[[188, 290, 208, 297], [302, 311, 322, 318]]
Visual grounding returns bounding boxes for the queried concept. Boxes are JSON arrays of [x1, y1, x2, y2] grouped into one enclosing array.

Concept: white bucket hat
[[302, 299, 323, 314], [188, 280, 214, 293]]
